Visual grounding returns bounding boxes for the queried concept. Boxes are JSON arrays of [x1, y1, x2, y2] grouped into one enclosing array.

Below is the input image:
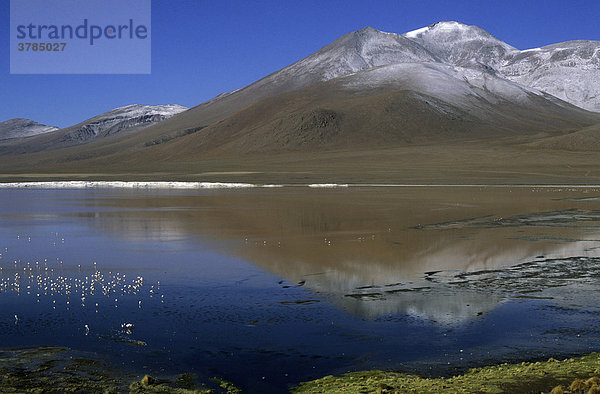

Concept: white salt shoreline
[[0, 181, 278, 189], [0, 181, 599, 190]]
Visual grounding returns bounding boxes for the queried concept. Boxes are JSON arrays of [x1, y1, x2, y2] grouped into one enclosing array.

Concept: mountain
[[103, 22, 598, 157], [201, 21, 600, 116], [131, 22, 600, 143], [0, 118, 58, 140], [1, 22, 600, 177]]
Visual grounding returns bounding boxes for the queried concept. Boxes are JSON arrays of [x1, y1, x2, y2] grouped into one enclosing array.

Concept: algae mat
[[293, 353, 600, 393], [0, 346, 240, 393]]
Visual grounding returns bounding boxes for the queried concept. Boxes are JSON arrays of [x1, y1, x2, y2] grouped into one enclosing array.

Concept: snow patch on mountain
[[102, 104, 188, 118], [340, 62, 563, 116], [243, 26, 440, 98], [62, 104, 188, 142], [500, 41, 600, 111]]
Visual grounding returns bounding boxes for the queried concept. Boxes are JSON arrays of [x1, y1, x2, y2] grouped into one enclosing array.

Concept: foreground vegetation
[[293, 353, 600, 394], [0, 347, 240, 393], [3, 346, 600, 392]]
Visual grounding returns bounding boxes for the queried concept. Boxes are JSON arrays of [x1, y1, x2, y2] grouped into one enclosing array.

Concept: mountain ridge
[[0, 104, 188, 155], [0, 118, 58, 141], [58, 104, 188, 143]]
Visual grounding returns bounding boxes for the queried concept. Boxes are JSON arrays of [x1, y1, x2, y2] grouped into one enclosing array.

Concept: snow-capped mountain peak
[[404, 21, 512, 46], [404, 21, 473, 38], [403, 21, 518, 68]]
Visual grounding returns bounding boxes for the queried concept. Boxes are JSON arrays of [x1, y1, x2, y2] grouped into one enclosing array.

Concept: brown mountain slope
[[1, 62, 600, 179], [71, 63, 600, 163]]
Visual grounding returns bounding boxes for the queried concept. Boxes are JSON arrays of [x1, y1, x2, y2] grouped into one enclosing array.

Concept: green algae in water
[[292, 353, 600, 393], [0, 346, 241, 393], [0, 346, 124, 392]]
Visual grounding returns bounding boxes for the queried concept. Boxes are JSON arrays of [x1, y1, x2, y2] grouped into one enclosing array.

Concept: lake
[[1, 185, 600, 392]]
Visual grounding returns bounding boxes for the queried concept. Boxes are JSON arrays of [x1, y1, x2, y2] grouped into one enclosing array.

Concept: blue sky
[[1, 0, 599, 128]]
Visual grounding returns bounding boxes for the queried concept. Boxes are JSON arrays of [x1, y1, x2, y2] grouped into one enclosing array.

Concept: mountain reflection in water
[[67, 186, 600, 324]]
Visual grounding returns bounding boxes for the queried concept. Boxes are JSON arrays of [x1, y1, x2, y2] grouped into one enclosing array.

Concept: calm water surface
[[1, 187, 600, 392]]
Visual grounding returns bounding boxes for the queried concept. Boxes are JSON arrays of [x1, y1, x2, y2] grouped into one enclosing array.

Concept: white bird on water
[[14, 314, 18, 324], [84, 324, 89, 335]]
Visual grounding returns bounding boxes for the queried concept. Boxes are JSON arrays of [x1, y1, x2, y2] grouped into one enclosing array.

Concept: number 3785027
[[18, 43, 67, 51]]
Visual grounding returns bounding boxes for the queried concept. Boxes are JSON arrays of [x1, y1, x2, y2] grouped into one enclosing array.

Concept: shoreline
[[3, 180, 600, 190], [1, 346, 599, 393]]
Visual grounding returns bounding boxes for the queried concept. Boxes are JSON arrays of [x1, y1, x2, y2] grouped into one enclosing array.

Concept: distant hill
[[527, 124, 600, 151], [0, 118, 57, 140], [58, 104, 189, 143]]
